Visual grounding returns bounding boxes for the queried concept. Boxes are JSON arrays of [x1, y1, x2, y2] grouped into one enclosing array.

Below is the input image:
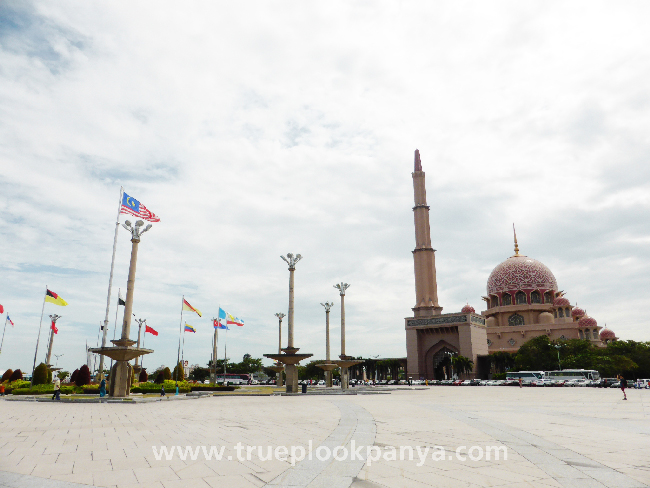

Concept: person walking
[[99, 379, 107, 398], [161, 385, 166, 397], [52, 378, 61, 401], [619, 375, 628, 400]]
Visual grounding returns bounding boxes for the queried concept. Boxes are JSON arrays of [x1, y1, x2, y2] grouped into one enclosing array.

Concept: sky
[[1, 1, 650, 375]]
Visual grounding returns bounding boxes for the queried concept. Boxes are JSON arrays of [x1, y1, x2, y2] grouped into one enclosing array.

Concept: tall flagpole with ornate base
[[30, 286, 48, 387], [98, 187, 124, 381]]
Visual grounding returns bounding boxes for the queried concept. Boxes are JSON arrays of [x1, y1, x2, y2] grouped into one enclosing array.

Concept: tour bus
[[545, 369, 600, 382], [215, 373, 251, 385], [505, 371, 545, 384]]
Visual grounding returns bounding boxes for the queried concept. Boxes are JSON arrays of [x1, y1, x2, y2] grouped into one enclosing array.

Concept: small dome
[[553, 297, 570, 307], [578, 315, 597, 328], [600, 328, 616, 340], [461, 304, 475, 314], [487, 255, 558, 295], [571, 307, 585, 318], [538, 312, 554, 324]]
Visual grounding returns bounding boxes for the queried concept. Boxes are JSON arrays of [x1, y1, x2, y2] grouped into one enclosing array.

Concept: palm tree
[[451, 356, 474, 378]]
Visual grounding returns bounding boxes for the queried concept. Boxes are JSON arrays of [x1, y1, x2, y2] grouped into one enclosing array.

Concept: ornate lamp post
[[268, 313, 285, 387], [45, 314, 61, 367], [332, 282, 362, 389], [316, 302, 337, 387], [264, 253, 312, 393], [91, 220, 153, 397], [133, 316, 146, 375]]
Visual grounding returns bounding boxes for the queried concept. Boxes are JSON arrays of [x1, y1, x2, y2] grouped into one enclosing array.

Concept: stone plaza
[[1, 386, 649, 488]]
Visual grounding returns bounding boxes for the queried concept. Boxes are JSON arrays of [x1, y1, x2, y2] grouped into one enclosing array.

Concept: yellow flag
[[45, 289, 68, 306]]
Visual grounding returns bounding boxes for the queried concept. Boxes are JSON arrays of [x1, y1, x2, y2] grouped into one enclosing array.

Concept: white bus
[[505, 371, 545, 383], [545, 369, 600, 381]]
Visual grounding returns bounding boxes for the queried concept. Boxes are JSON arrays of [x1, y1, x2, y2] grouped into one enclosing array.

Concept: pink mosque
[[405, 150, 617, 379]]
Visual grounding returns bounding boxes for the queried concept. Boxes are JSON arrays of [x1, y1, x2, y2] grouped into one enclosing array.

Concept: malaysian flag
[[120, 192, 160, 222]]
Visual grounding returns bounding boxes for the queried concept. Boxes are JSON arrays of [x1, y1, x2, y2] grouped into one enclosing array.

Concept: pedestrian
[[52, 378, 61, 401], [519, 378, 522, 388], [0, 384, 5, 396], [99, 379, 107, 398], [161, 385, 166, 397], [619, 375, 627, 400]]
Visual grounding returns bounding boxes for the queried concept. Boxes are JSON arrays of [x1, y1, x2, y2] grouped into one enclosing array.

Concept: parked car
[[317, 380, 325, 386], [598, 378, 618, 388]]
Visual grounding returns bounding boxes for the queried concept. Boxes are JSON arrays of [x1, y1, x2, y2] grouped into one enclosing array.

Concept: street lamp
[[333, 283, 350, 358], [54, 354, 64, 368], [280, 253, 302, 351]]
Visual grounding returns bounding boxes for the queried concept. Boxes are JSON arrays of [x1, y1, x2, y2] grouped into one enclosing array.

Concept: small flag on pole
[[213, 319, 228, 330], [120, 192, 160, 222], [182, 299, 202, 317], [51, 320, 58, 334], [7, 316, 14, 327], [118, 290, 126, 306], [145, 325, 158, 336], [0, 304, 3, 314], [45, 290, 68, 306], [184, 324, 196, 333]]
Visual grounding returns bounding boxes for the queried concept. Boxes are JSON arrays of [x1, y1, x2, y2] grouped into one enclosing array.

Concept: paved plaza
[[0, 387, 649, 488]]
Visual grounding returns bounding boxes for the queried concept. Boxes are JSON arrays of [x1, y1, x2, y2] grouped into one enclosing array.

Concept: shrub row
[[189, 385, 237, 392]]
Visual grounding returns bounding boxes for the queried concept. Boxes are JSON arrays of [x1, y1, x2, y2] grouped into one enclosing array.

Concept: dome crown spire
[[513, 223, 520, 256]]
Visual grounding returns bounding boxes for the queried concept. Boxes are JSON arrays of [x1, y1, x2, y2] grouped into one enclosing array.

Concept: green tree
[[189, 367, 210, 382], [514, 335, 558, 371], [32, 363, 49, 385], [57, 371, 70, 382], [163, 367, 172, 381], [229, 354, 263, 375], [172, 362, 184, 381], [452, 356, 474, 377]]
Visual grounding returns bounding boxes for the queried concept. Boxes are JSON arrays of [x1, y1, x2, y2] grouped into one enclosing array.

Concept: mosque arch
[[544, 292, 553, 304], [531, 291, 542, 304], [502, 293, 512, 306], [515, 291, 527, 305]]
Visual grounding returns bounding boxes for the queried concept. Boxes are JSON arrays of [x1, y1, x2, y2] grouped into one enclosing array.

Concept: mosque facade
[[404, 151, 617, 380]]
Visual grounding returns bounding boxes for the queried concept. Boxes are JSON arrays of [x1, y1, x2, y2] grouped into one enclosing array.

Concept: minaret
[[412, 149, 443, 317]]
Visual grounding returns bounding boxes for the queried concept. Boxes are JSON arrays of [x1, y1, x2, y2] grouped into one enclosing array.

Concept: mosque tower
[[412, 149, 443, 317]]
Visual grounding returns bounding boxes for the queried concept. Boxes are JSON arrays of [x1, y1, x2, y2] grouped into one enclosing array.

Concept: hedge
[[131, 380, 191, 394], [190, 385, 237, 392], [12, 386, 77, 395]]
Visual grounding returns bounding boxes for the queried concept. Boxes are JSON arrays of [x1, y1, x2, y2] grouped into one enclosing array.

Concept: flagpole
[[0, 315, 8, 354], [181, 327, 186, 368], [141, 326, 146, 375], [30, 286, 48, 387], [99, 187, 124, 381], [110, 288, 120, 374], [176, 295, 184, 389]]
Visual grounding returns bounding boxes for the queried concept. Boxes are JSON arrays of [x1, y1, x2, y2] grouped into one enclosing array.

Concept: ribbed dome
[[578, 315, 597, 328], [461, 304, 475, 314], [553, 297, 571, 307], [571, 307, 585, 318], [487, 255, 558, 295], [600, 328, 615, 340]]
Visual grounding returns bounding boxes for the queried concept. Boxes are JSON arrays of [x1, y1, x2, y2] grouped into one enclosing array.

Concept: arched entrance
[[423, 340, 459, 380], [432, 347, 457, 380]]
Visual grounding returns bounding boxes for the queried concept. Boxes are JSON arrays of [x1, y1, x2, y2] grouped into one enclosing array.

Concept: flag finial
[[513, 223, 519, 256]]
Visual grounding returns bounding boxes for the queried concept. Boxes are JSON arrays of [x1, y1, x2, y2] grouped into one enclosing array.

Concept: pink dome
[[571, 307, 585, 318], [461, 304, 475, 314], [553, 297, 570, 307], [578, 315, 597, 328], [600, 328, 615, 340], [487, 255, 558, 295]]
